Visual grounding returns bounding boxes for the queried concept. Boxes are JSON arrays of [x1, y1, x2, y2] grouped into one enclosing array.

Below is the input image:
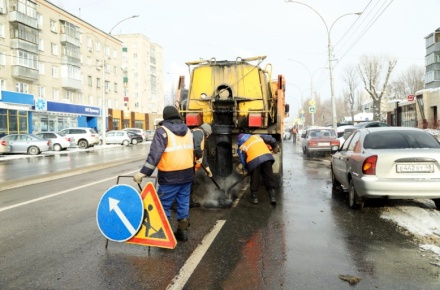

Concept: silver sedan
[[0, 134, 50, 155], [331, 127, 440, 210]]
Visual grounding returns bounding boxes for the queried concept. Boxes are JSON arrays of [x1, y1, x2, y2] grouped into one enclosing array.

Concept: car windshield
[[309, 129, 335, 138], [363, 131, 440, 149]]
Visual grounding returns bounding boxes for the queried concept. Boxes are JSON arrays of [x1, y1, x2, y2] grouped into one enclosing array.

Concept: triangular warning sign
[[126, 182, 177, 249]]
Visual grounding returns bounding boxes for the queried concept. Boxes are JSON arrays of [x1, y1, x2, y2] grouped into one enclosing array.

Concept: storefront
[[0, 91, 101, 136], [0, 91, 34, 137], [32, 98, 101, 133]]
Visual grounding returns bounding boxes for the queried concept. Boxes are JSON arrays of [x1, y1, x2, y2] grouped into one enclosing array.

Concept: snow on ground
[[381, 200, 440, 265]]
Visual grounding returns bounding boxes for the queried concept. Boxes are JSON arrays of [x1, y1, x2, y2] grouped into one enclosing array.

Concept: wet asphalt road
[[0, 141, 439, 289]]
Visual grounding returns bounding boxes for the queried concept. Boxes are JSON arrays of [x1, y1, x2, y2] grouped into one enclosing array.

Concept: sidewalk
[[0, 142, 150, 162]]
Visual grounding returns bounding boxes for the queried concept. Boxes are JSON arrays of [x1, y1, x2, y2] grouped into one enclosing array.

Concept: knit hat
[[162, 106, 181, 120], [200, 123, 212, 135]]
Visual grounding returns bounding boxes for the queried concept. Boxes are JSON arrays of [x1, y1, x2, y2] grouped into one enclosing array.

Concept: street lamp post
[[101, 15, 138, 145], [285, 0, 361, 132]]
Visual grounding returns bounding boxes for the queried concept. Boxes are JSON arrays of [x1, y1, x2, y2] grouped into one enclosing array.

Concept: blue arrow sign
[[96, 184, 144, 242]]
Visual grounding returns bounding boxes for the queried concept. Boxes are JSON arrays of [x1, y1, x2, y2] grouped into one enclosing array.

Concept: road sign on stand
[[309, 106, 315, 113], [127, 182, 177, 249], [96, 184, 144, 242]]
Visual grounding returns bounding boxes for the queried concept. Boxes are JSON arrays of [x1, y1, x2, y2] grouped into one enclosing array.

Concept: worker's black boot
[[250, 192, 259, 204], [174, 218, 190, 242], [268, 189, 276, 205]]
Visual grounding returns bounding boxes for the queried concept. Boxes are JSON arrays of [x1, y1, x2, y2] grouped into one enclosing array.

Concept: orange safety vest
[[239, 135, 271, 164], [192, 128, 205, 171], [157, 126, 194, 172]]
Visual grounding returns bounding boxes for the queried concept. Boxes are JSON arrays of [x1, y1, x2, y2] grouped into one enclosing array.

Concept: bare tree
[[342, 64, 360, 123], [389, 64, 425, 99], [358, 54, 397, 121]]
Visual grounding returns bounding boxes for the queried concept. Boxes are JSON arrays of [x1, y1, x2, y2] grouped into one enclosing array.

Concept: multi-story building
[[0, 0, 162, 137], [115, 33, 164, 129]]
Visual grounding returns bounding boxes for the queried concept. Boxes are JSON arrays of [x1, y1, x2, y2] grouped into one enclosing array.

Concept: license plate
[[318, 142, 329, 147], [396, 164, 434, 173]]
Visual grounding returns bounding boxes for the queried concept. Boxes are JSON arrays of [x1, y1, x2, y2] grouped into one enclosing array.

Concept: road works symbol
[[127, 182, 177, 249], [96, 184, 144, 242]]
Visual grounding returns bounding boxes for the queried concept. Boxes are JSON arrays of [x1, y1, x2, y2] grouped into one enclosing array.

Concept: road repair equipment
[[174, 56, 287, 206], [201, 163, 222, 190], [226, 172, 249, 198]]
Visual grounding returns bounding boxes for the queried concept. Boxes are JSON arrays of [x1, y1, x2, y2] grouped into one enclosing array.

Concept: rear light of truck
[[362, 155, 377, 175], [248, 113, 263, 127]]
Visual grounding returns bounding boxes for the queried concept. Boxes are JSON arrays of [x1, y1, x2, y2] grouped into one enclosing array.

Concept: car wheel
[[132, 139, 138, 145], [331, 166, 341, 190], [433, 199, 440, 210], [53, 143, 62, 151], [306, 149, 311, 157], [78, 140, 88, 149], [28, 146, 40, 155], [348, 179, 362, 209], [122, 140, 130, 146]]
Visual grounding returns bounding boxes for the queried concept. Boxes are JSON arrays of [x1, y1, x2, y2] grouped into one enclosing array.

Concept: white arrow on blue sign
[[96, 184, 144, 242]]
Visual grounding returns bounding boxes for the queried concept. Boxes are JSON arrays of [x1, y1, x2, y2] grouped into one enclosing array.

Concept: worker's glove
[[133, 172, 146, 184], [272, 146, 280, 154], [236, 163, 247, 175], [205, 166, 213, 177], [195, 158, 203, 165]]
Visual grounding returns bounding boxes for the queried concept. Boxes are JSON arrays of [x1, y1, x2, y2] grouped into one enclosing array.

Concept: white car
[[58, 127, 100, 149], [104, 130, 134, 146], [123, 128, 147, 141], [35, 132, 73, 151]]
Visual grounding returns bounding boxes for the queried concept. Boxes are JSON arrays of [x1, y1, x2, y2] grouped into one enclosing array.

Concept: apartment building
[[0, 0, 162, 137]]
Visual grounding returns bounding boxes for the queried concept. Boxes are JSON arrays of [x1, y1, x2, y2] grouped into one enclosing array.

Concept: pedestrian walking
[[237, 133, 280, 205], [292, 126, 298, 144], [133, 105, 194, 242]]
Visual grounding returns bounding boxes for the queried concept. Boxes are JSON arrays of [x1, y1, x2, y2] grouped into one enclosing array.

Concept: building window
[[39, 62, 45, 75], [0, 79, 6, 91], [96, 59, 101, 70], [38, 38, 44, 51], [88, 76, 92, 87], [51, 66, 58, 78], [114, 82, 118, 92], [51, 43, 58, 55], [65, 91, 73, 102], [53, 88, 59, 101], [96, 78, 101, 88], [16, 82, 29, 93], [50, 19, 57, 33], [17, 50, 38, 69], [89, 95, 94, 105], [0, 51, 5, 65], [0, 23, 4, 38], [38, 86, 45, 98], [105, 81, 110, 92], [95, 41, 100, 52]]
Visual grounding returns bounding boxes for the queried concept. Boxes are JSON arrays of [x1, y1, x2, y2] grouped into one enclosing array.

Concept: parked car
[[102, 130, 135, 146], [144, 130, 155, 141], [337, 125, 356, 147], [331, 127, 440, 210], [123, 128, 147, 141], [126, 131, 143, 144], [301, 127, 339, 157], [0, 139, 11, 154], [35, 132, 73, 151], [0, 134, 50, 155], [283, 127, 292, 140], [354, 121, 388, 128], [58, 127, 100, 149]]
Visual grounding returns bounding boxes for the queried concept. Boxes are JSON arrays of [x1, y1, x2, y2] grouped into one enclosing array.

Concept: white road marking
[[0, 170, 138, 213], [166, 220, 226, 290]]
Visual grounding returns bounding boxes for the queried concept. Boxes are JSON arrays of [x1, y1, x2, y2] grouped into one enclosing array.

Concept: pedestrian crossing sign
[[127, 182, 177, 249]]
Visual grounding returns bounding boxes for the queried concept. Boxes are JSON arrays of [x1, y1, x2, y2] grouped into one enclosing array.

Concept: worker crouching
[[237, 133, 280, 205]]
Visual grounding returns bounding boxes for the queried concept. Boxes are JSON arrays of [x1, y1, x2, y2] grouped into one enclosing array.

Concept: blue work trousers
[[157, 181, 192, 220]]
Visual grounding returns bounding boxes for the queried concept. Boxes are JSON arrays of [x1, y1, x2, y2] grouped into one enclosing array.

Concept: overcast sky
[[54, 0, 440, 113]]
